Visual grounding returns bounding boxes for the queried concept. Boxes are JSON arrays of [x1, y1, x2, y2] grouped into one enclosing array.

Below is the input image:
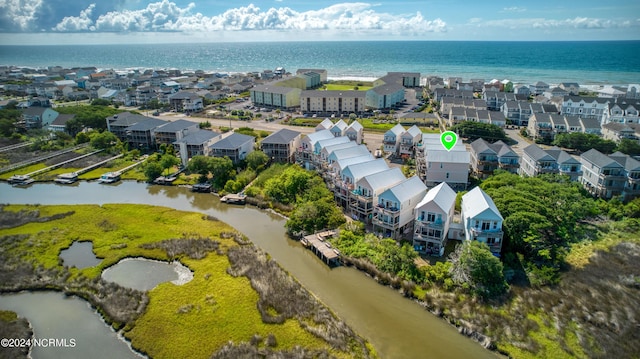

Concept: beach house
[[154, 119, 199, 146], [580, 149, 628, 199], [350, 167, 406, 222], [399, 125, 422, 157], [383, 124, 405, 155], [344, 121, 364, 144], [336, 158, 389, 207], [413, 182, 456, 256], [260, 128, 302, 163], [209, 132, 255, 164], [461, 187, 504, 255], [372, 176, 428, 240], [174, 130, 222, 166], [519, 144, 559, 177]]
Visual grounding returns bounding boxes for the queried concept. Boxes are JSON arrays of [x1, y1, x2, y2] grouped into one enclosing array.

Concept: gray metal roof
[[127, 118, 168, 131], [342, 158, 389, 182], [209, 132, 255, 150], [416, 182, 456, 214], [462, 186, 503, 221], [357, 167, 405, 192], [175, 130, 220, 145], [581, 149, 623, 169], [523, 144, 555, 162], [381, 176, 427, 204], [157, 119, 198, 133], [261, 128, 301, 144]]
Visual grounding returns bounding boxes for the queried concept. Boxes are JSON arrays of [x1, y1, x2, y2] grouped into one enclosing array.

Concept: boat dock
[[220, 193, 246, 204], [55, 153, 124, 185], [0, 144, 89, 175], [98, 156, 147, 184], [301, 230, 340, 265]]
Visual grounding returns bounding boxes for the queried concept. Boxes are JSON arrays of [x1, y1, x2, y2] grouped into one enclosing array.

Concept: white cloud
[[0, 0, 43, 31], [50, 1, 446, 35], [53, 4, 96, 31], [502, 7, 526, 13], [474, 16, 634, 30]]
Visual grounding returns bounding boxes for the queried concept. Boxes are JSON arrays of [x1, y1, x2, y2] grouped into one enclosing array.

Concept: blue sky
[[0, 0, 638, 44]]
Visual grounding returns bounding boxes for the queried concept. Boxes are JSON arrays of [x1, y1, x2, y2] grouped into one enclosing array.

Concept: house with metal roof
[[413, 182, 456, 256], [337, 158, 389, 207], [372, 176, 428, 240], [315, 118, 334, 131], [461, 186, 504, 255], [345, 120, 364, 144], [581, 149, 629, 200], [174, 129, 222, 166], [400, 125, 422, 157], [313, 136, 351, 156], [601, 122, 637, 142], [349, 167, 405, 222], [168, 91, 203, 112], [20, 106, 59, 130], [297, 129, 334, 169], [326, 144, 370, 166], [155, 119, 199, 146], [383, 123, 405, 154], [546, 147, 582, 181], [330, 119, 348, 137], [209, 132, 255, 163], [48, 114, 75, 133], [609, 151, 640, 201], [519, 144, 558, 177], [260, 128, 302, 163], [320, 141, 358, 163], [106, 112, 153, 141]]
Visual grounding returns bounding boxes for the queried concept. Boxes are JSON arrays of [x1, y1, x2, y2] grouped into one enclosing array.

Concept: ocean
[[1, 41, 639, 85]]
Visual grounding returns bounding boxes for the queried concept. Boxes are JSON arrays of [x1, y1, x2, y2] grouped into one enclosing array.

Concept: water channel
[[102, 258, 193, 291], [59, 241, 102, 269], [0, 181, 498, 359]]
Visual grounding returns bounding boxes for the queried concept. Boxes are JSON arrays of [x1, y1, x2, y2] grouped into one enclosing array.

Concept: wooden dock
[[301, 230, 340, 265], [220, 193, 246, 204]]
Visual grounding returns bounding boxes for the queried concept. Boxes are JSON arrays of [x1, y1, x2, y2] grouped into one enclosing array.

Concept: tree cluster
[[552, 132, 616, 154], [450, 122, 507, 142], [60, 105, 122, 135], [481, 171, 599, 285], [449, 241, 509, 299]]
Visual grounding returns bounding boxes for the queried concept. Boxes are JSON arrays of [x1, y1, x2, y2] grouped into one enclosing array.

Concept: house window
[[481, 222, 491, 230], [446, 172, 450, 179], [426, 212, 436, 222], [487, 237, 500, 244]]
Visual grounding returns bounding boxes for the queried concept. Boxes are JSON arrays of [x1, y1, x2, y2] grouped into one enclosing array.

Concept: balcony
[[376, 203, 400, 214], [470, 228, 504, 237], [599, 171, 626, 180]]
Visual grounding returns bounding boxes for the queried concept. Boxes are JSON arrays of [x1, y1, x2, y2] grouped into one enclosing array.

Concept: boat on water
[[191, 183, 212, 193], [8, 174, 35, 186], [220, 193, 246, 204], [54, 172, 79, 185], [98, 172, 121, 184]]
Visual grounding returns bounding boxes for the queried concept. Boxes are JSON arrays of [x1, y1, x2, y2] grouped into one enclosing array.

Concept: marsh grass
[[0, 204, 374, 359]]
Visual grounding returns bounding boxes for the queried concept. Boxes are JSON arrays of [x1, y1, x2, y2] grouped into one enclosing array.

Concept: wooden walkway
[[301, 230, 340, 265]]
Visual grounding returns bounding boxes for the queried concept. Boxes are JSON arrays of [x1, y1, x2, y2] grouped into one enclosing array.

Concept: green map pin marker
[[440, 131, 457, 151]]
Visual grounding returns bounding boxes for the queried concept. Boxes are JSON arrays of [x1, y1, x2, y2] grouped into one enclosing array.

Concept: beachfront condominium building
[[413, 182, 456, 256], [300, 90, 366, 115], [350, 167, 406, 222], [372, 176, 428, 240], [365, 83, 406, 110], [260, 128, 302, 163], [374, 72, 421, 88], [250, 85, 301, 110], [295, 69, 328, 83], [461, 187, 504, 256], [602, 98, 640, 125], [561, 96, 611, 122]]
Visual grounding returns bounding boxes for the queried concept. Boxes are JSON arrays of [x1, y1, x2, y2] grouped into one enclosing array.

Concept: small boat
[[98, 172, 121, 184], [220, 193, 246, 204]]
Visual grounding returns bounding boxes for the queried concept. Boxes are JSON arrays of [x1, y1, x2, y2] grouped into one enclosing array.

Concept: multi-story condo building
[[297, 129, 334, 169], [300, 90, 365, 114], [603, 98, 640, 125], [209, 132, 255, 164], [126, 118, 168, 151], [469, 138, 519, 178], [260, 128, 302, 163], [527, 113, 556, 140], [373, 176, 427, 240], [413, 182, 456, 256], [561, 96, 611, 121], [155, 119, 199, 146], [483, 91, 516, 111], [519, 144, 558, 177], [350, 167, 406, 222], [251, 85, 301, 110], [601, 123, 637, 143], [168, 91, 203, 113], [336, 158, 389, 207], [365, 83, 406, 110], [546, 147, 582, 181], [461, 187, 504, 255], [174, 129, 222, 167], [609, 151, 640, 202], [106, 112, 151, 141], [580, 148, 627, 199]]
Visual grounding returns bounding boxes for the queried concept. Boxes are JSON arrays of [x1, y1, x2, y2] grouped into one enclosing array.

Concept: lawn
[[324, 84, 373, 91]]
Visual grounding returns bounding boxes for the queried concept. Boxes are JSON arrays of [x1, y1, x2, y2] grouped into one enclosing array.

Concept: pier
[[0, 144, 89, 175], [99, 156, 147, 184], [301, 230, 340, 265], [220, 193, 246, 204], [8, 148, 102, 184], [55, 153, 124, 185]]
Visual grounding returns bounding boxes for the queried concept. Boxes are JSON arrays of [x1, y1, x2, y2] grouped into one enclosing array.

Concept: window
[[427, 212, 436, 222], [446, 172, 450, 179], [487, 237, 500, 244]]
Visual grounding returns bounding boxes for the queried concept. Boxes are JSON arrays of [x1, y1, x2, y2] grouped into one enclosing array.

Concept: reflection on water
[[59, 241, 102, 269], [102, 258, 192, 291], [0, 292, 141, 359], [0, 182, 497, 359]]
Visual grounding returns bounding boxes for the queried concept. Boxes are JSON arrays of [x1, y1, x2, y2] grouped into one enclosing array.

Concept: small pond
[[59, 241, 102, 269], [101, 258, 193, 291]]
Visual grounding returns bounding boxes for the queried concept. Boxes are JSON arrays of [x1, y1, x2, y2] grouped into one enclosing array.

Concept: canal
[[0, 181, 498, 359]]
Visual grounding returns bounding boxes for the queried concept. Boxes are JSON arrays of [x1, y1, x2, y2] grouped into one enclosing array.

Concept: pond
[[59, 241, 102, 269], [101, 258, 193, 291]]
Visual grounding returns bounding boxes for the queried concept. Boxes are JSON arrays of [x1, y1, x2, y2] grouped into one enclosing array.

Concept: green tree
[[89, 131, 119, 149], [91, 98, 112, 106], [144, 162, 163, 183], [210, 156, 235, 188], [160, 154, 181, 176], [187, 155, 213, 177], [449, 241, 509, 300], [75, 132, 90, 144], [616, 138, 640, 156], [450, 122, 507, 141], [246, 150, 269, 171]]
